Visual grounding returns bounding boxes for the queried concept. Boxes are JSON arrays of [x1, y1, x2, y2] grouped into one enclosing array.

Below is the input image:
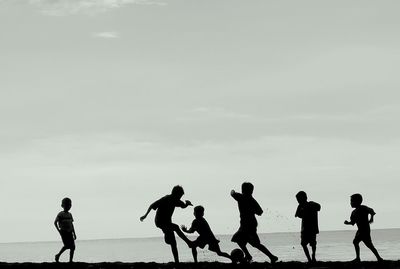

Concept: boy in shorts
[[182, 205, 231, 263], [295, 191, 321, 263], [231, 182, 278, 263], [140, 185, 193, 263], [54, 197, 76, 263], [344, 193, 383, 262]]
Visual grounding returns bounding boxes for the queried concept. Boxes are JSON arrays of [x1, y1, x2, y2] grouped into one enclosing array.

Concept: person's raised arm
[[230, 190, 240, 201]]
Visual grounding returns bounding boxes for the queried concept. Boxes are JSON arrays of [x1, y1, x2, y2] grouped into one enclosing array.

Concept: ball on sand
[[230, 248, 244, 264]]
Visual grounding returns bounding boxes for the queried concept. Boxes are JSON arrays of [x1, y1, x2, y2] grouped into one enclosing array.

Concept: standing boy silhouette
[[140, 185, 193, 263], [54, 197, 76, 263], [231, 182, 278, 263], [182, 205, 232, 263], [295, 191, 321, 263], [344, 193, 383, 262]]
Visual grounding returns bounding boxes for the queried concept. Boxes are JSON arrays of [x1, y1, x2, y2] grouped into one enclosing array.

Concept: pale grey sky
[[0, 0, 400, 243]]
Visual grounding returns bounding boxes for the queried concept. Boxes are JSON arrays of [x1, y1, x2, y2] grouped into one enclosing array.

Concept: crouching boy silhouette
[[182, 205, 231, 263]]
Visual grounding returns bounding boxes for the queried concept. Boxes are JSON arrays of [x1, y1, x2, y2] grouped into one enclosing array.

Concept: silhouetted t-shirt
[[190, 217, 218, 242], [151, 195, 185, 227], [350, 205, 375, 233], [55, 211, 74, 232], [295, 201, 321, 234], [232, 192, 263, 230]]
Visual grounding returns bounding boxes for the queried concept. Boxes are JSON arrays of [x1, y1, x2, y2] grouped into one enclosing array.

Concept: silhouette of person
[[140, 185, 193, 263], [182, 205, 232, 263], [295, 191, 321, 263], [54, 197, 76, 263], [231, 182, 278, 264], [344, 193, 383, 262]]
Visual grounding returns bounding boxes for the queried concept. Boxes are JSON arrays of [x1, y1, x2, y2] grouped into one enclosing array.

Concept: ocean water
[[0, 229, 399, 263]]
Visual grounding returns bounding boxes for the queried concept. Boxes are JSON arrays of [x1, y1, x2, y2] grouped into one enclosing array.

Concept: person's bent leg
[[213, 245, 232, 261], [55, 247, 67, 262], [250, 242, 278, 263], [171, 223, 192, 246], [238, 242, 252, 262]]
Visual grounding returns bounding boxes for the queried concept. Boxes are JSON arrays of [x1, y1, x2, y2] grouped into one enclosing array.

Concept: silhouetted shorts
[[157, 223, 178, 245], [354, 230, 372, 244], [194, 236, 220, 252], [231, 227, 260, 246], [60, 230, 75, 249], [301, 232, 317, 246]]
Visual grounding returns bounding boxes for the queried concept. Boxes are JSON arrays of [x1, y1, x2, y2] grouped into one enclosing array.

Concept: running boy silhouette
[[54, 197, 76, 263], [295, 191, 321, 263], [182, 205, 232, 263], [140, 185, 193, 263], [344, 193, 383, 262], [231, 182, 278, 263]]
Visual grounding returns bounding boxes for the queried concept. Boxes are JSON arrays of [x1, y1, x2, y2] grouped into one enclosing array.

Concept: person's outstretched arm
[[177, 200, 193, 209], [140, 200, 159, 221]]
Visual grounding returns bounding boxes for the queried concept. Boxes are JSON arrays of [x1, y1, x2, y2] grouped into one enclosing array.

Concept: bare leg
[[311, 244, 317, 262], [192, 247, 198, 263], [353, 239, 361, 261], [171, 243, 179, 263], [238, 243, 252, 262], [216, 250, 232, 261], [69, 247, 75, 263], [364, 241, 383, 261], [55, 247, 67, 262], [251, 242, 278, 263], [172, 224, 192, 246], [302, 243, 312, 262]]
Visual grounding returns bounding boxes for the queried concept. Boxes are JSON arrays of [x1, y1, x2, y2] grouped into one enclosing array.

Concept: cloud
[[28, 0, 166, 16], [92, 31, 120, 39]]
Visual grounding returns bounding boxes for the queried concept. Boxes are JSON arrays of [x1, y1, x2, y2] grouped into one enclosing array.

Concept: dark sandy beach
[[0, 261, 399, 269]]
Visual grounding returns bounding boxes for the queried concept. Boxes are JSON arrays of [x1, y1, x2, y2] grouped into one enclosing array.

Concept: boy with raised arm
[[231, 182, 278, 264], [54, 197, 76, 263], [295, 191, 321, 263], [182, 205, 232, 263], [344, 193, 383, 262], [140, 185, 193, 263]]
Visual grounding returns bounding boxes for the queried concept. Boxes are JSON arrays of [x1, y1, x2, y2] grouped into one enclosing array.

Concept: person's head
[[171, 185, 184, 199], [350, 193, 363, 208], [241, 182, 254, 196], [296, 191, 308, 205], [61, 197, 72, 211], [194, 205, 205, 219]]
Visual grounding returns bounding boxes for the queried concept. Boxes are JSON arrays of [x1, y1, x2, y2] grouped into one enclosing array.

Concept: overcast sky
[[0, 0, 399, 243]]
